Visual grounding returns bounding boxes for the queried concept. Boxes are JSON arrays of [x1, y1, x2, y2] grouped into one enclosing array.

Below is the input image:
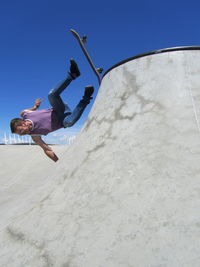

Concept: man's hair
[[10, 118, 23, 133]]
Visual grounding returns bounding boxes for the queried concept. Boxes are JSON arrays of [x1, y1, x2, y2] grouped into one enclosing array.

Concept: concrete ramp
[[1, 48, 200, 267]]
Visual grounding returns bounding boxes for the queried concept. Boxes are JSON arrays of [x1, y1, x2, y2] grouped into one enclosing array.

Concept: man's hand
[[31, 136, 59, 162], [44, 150, 59, 162], [34, 98, 42, 108]]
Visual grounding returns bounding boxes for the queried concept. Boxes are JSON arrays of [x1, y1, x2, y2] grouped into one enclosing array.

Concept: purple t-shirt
[[22, 108, 63, 135]]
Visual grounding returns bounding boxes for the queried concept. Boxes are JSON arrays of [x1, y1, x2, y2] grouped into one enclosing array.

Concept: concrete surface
[[1, 49, 200, 267]]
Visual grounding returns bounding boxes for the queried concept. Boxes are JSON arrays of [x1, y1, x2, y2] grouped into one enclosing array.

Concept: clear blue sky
[[1, 0, 200, 143]]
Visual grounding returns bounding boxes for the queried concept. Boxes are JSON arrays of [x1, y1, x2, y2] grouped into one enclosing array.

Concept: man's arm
[[20, 98, 42, 117], [31, 135, 59, 162]]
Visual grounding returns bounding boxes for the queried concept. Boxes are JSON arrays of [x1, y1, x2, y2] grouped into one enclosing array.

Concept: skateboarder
[[10, 59, 94, 162]]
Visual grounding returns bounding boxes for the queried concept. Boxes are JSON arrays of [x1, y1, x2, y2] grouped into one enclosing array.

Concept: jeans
[[48, 74, 90, 128]]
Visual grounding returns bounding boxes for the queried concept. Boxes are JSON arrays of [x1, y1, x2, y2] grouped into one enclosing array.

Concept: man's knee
[[48, 89, 55, 97], [48, 89, 58, 102], [63, 118, 75, 128]]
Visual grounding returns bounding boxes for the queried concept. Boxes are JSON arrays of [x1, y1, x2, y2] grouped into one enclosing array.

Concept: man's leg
[[48, 75, 72, 119], [63, 86, 94, 127], [48, 59, 80, 119]]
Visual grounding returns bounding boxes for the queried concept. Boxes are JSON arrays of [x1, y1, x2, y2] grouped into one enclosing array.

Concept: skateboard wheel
[[97, 68, 103, 74], [82, 35, 87, 44]]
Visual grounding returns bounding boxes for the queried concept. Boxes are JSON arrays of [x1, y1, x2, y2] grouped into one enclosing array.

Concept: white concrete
[[1, 50, 200, 267]]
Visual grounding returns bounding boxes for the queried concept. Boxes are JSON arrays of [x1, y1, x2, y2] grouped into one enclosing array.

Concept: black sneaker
[[69, 59, 80, 79], [83, 85, 94, 99]]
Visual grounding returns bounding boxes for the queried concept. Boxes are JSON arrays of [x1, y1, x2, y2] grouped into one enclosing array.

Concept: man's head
[[10, 118, 32, 135]]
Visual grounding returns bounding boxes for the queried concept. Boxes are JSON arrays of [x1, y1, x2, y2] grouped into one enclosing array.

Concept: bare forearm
[[28, 105, 39, 111], [31, 136, 58, 162], [28, 99, 41, 111], [20, 98, 42, 116]]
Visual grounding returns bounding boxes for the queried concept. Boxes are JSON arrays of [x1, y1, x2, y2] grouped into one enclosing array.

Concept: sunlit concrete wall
[[1, 49, 200, 267]]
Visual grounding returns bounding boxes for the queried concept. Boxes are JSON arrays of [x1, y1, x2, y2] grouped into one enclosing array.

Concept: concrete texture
[[1, 49, 200, 267]]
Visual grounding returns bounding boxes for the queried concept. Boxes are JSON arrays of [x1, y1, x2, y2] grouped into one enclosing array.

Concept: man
[[10, 59, 94, 162]]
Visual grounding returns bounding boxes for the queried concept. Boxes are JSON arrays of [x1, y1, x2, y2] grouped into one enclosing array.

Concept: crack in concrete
[[64, 66, 164, 181], [6, 226, 53, 266]]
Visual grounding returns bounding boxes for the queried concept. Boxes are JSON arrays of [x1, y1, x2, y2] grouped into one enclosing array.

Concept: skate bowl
[[1, 47, 200, 267]]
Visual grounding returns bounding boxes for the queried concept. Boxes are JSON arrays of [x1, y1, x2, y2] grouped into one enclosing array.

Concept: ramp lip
[[103, 46, 200, 78]]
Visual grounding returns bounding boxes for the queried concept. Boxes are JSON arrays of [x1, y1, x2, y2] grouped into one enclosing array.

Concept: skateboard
[[70, 29, 103, 85]]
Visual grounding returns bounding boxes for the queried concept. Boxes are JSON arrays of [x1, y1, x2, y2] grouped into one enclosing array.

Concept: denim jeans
[[48, 74, 90, 128]]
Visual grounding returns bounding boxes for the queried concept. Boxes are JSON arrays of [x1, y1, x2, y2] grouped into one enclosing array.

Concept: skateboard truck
[[70, 29, 103, 85], [97, 68, 103, 74], [82, 35, 87, 44], [81, 36, 104, 74]]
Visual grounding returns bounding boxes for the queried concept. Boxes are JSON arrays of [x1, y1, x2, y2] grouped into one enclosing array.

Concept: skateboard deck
[[70, 29, 103, 85]]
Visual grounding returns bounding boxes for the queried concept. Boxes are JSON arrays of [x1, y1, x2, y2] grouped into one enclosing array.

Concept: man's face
[[15, 121, 31, 135]]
